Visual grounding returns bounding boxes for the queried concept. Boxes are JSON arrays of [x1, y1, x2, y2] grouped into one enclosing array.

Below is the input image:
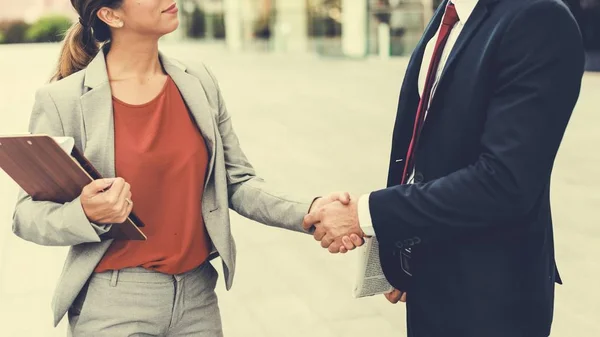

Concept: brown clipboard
[[0, 134, 146, 241]]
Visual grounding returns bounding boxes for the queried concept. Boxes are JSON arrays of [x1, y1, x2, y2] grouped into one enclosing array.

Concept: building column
[[341, 0, 368, 58], [422, 0, 434, 29], [273, 1, 308, 53], [224, 0, 244, 51]]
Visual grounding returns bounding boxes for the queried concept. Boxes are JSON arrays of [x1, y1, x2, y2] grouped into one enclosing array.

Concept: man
[[303, 0, 585, 336]]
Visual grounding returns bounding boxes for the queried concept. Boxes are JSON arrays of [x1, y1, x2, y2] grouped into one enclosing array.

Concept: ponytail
[[51, 21, 99, 82]]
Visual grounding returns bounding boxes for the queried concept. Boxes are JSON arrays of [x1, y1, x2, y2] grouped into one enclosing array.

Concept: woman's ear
[[96, 7, 124, 29]]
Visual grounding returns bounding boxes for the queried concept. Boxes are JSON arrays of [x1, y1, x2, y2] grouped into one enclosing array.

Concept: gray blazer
[[12, 48, 312, 326]]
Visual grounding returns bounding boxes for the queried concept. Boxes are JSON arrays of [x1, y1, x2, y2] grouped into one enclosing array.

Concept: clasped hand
[[302, 192, 365, 253], [303, 192, 406, 303]]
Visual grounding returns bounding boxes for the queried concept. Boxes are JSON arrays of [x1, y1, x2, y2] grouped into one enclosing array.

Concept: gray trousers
[[68, 262, 223, 337]]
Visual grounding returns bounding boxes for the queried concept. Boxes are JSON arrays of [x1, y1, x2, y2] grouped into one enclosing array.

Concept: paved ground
[[0, 42, 598, 337]]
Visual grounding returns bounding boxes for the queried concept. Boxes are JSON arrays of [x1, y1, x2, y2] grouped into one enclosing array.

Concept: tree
[[2, 21, 30, 44], [25, 16, 72, 43]]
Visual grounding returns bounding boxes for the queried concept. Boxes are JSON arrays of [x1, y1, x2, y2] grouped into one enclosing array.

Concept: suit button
[[414, 171, 424, 183]]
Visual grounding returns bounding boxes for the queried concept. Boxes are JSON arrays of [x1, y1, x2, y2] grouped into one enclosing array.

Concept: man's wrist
[[358, 193, 376, 237]]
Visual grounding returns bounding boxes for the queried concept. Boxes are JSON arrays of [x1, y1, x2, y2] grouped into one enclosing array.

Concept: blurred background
[[1, 0, 599, 66], [0, 1, 599, 336]]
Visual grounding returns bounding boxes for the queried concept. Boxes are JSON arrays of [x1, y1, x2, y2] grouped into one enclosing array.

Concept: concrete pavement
[[0, 42, 598, 336]]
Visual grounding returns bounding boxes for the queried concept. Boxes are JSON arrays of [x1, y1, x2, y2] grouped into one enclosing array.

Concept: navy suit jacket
[[369, 0, 585, 336]]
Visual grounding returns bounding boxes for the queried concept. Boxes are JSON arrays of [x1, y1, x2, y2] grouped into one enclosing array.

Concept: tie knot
[[442, 3, 459, 26]]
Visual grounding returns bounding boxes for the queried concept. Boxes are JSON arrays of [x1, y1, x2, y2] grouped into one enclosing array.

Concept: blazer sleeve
[[369, 2, 585, 248], [202, 65, 314, 233], [12, 88, 111, 246]]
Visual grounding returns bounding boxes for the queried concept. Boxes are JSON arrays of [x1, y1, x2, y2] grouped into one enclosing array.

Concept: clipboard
[[0, 134, 146, 241]]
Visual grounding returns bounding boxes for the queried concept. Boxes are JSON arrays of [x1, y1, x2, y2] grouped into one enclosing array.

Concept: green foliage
[[25, 15, 72, 43], [1, 20, 31, 44]]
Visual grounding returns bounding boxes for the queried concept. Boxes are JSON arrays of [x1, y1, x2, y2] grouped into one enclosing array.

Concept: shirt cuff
[[358, 193, 375, 237]]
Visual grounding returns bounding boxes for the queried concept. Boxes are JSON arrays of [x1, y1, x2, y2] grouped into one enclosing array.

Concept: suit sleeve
[[12, 88, 111, 246], [202, 65, 314, 233], [370, 2, 585, 249]]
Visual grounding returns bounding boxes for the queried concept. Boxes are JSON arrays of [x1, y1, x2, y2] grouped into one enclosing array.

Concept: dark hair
[[51, 0, 123, 82]]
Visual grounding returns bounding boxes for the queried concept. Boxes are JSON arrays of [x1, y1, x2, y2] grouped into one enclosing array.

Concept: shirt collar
[[450, 0, 479, 24]]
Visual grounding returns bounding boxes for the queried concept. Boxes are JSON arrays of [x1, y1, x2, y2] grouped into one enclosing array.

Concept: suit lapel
[[402, 0, 448, 100], [389, 0, 448, 171], [161, 54, 217, 187], [431, 0, 496, 107], [80, 48, 115, 178]]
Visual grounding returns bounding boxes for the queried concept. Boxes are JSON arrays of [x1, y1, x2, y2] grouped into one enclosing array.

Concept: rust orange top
[[95, 76, 211, 275]]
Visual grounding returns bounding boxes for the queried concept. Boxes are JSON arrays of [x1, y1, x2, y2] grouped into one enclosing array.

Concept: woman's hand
[[80, 178, 133, 224]]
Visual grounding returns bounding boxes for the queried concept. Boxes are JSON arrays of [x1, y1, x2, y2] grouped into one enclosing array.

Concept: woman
[[12, 1, 361, 336]]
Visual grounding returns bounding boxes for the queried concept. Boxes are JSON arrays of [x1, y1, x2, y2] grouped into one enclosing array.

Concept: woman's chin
[[159, 21, 180, 37]]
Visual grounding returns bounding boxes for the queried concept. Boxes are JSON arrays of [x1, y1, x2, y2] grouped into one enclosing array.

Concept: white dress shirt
[[358, 0, 479, 236]]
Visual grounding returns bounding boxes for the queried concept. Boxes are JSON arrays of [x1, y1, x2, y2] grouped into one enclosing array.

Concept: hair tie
[[79, 17, 89, 29]]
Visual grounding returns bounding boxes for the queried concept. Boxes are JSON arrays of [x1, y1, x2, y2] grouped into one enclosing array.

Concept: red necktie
[[401, 3, 460, 184]]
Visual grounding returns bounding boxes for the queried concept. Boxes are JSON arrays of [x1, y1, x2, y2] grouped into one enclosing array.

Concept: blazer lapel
[[161, 54, 217, 188], [80, 48, 116, 178], [79, 49, 218, 185]]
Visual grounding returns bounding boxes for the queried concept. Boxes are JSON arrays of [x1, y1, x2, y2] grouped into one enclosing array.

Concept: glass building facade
[[177, 0, 600, 68]]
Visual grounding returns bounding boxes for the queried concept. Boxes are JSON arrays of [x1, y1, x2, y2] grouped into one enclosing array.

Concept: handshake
[[302, 192, 364, 254], [302, 192, 406, 304]]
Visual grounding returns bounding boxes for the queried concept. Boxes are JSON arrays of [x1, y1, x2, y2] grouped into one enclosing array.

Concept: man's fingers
[[337, 192, 351, 205], [385, 289, 402, 304], [342, 236, 356, 251], [320, 191, 351, 206], [339, 234, 364, 251], [349, 233, 364, 247], [321, 235, 334, 249], [328, 241, 342, 253], [400, 292, 407, 302]]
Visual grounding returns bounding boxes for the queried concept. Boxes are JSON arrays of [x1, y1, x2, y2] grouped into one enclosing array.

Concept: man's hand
[[385, 288, 407, 304], [339, 233, 364, 254], [303, 196, 365, 253], [308, 192, 351, 214]]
